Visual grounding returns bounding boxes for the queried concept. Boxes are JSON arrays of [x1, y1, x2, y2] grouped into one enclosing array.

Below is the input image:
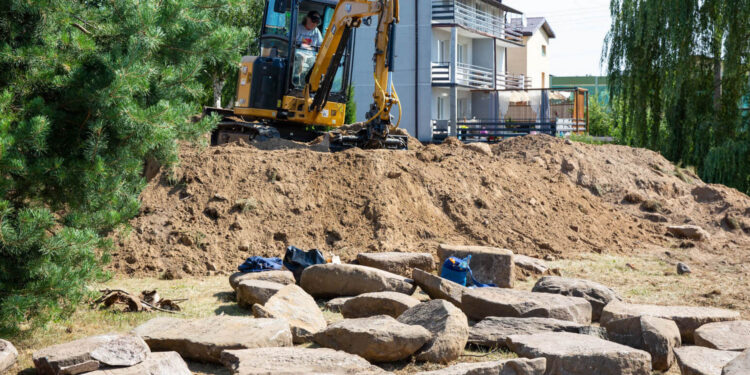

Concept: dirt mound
[[112, 135, 750, 276]]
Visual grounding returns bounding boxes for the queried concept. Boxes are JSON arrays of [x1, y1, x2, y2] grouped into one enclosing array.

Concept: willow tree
[[605, 0, 750, 192]]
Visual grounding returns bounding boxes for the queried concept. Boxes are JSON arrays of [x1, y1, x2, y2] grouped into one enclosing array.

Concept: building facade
[[506, 17, 555, 89], [351, 0, 527, 142]]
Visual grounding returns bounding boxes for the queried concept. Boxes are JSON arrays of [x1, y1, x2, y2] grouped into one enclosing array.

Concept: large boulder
[[412, 268, 466, 308], [414, 358, 546, 375], [33, 334, 150, 375], [723, 349, 750, 375], [600, 300, 740, 343], [0, 339, 18, 374], [312, 315, 431, 362], [229, 270, 295, 291], [252, 284, 327, 343], [132, 316, 292, 363], [86, 352, 190, 375], [220, 347, 389, 375], [300, 264, 416, 298], [341, 291, 420, 319], [674, 346, 740, 375], [468, 317, 586, 348], [437, 244, 514, 288], [604, 315, 681, 371], [397, 300, 469, 363], [694, 320, 750, 351], [236, 279, 285, 308], [532, 276, 620, 321], [506, 332, 652, 375], [667, 225, 710, 241], [461, 287, 592, 324], [357, 252, 435, 277]]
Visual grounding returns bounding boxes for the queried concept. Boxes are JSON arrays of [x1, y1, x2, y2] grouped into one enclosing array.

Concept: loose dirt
[[112, 135, 750, 279]]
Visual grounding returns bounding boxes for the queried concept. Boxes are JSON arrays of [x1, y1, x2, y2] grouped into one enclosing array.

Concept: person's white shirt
[[296, 19, 323, 49]]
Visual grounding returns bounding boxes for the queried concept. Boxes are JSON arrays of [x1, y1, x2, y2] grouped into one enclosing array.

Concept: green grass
[[567, 134, 613, 145]]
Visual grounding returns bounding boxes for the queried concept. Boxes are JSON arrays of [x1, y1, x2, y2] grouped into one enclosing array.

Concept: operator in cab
[[296, 10, 323, 49], [293, 10, 323, 87]]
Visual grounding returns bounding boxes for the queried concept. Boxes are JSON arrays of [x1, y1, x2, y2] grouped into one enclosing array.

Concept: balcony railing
[[432, 62, 528, 90], [432, 0, 524, 43]]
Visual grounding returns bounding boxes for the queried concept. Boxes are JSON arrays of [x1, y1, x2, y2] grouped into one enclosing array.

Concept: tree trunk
[[213, 76, 225, 108]]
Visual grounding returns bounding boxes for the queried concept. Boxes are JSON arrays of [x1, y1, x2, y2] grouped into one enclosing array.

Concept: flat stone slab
[[313, 315, 431, 362], [674, 346, 740, 375], [325, 297, 354, 313], [0, 339, 18, 374], [437, 244, 514, 288], [723, 350, 750, 375], [229, 270, 295, 291], [252, 284, 327, 343], [357, 252, 435, 277], [461, 287, 592, 324], [33, 334, 150, 375], [342, 291, 421, 319], [398, 300, 469, 363], [221, 347, 390, 374], [514, 255, 550, 276], [532, 276, 620, 321], [236, 279, 285, 308], [300, 264, 416, 298], [469, 317, 586, 348], [412, 268, 466, 308], [132, 316, 292, 363], [414, 358, 546, 375], [506, 332, 652, 375], [604, 315, 681, 371], [694, 320, 750, 351], [86, 352, 190, 375], [601, 300, 740, 343]]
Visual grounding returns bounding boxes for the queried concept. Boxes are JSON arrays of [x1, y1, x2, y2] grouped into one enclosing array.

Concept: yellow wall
[[506, 28, 551, 88]]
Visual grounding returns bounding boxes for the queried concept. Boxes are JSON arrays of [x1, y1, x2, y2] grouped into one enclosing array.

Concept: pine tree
[[0, 0, 258, 333]]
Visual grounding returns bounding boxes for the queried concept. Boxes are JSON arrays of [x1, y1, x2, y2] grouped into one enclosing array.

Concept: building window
[[437, 96, 446, 120], [437, 39, 447, 63], [457, 44, 467, 64], [458, 98, 470, 119], [542, 45, 547, 57]]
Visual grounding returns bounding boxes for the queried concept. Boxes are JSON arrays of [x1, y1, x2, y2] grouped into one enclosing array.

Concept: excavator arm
[[304, 0, 405, 149]]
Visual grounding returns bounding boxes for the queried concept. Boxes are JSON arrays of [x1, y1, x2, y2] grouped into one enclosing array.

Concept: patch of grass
[[567, 134, 612, 145], [640, 199, 662, 213], [234, 198, 258, 213]]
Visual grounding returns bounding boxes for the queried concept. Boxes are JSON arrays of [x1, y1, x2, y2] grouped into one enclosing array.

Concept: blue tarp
[[238, 256, 284, 273]]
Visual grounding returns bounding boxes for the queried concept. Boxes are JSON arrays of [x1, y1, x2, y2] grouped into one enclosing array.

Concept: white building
[[351, 0, 528, 143], [507, 17, 556, 89]]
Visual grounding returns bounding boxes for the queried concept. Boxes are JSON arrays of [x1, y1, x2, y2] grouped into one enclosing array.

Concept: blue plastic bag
[[441, 255, 497, 288]]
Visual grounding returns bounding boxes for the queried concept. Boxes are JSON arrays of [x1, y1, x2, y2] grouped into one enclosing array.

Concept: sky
[[502, 0, 612, 77]]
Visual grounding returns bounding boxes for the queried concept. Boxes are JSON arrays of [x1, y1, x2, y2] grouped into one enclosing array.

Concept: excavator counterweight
[[207, 0, 407, 151]]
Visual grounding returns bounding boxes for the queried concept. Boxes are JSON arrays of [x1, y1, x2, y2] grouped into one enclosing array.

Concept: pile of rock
[[31, 334, 190, 375]]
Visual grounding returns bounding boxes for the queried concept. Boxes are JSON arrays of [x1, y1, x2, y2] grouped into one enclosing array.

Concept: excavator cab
[[226, 0, 353, 141]]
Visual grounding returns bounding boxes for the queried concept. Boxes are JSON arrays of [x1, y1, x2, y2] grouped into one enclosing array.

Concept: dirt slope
[[112, 135, 750, 276]]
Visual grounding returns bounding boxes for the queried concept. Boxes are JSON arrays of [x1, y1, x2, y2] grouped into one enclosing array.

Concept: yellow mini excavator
[[206, 0, 407, 150]]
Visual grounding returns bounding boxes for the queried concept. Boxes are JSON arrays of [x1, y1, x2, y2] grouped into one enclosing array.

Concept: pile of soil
[[112, 135, 750, 276]]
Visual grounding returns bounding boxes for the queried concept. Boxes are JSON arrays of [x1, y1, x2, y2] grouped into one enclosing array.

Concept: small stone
[[465, 142, 493, 156], [674, 346, 740, 375], [342, 291, 420, 319], [677, 262, 692, 275], [205, 261, 217, 271]]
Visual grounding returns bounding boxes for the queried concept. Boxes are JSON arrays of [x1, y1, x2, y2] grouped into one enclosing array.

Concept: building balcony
[[432, 0, 524, 44], [431, 62, 529, 90]]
